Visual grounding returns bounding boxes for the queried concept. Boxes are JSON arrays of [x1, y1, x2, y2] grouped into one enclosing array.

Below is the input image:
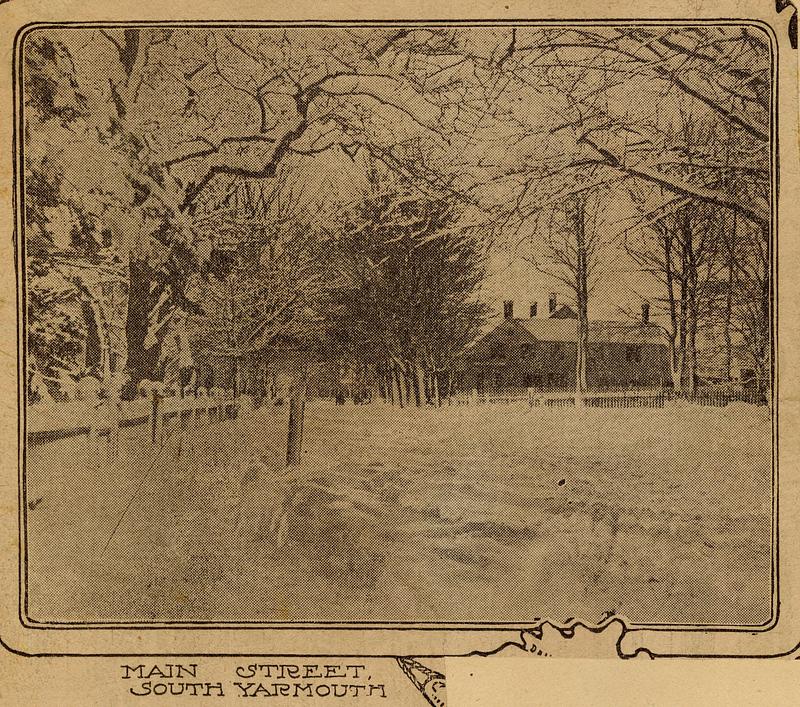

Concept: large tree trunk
[[81, 299, 103, 375], [683, 217, 699, 397], [663, 232, 685, 392], [576, 313, 588, 402], [69, 274, 116, 381], [391, 361, 404, 407], [414, 362, 426, 407], [125, 255, 161, 390], [687, 302, 698, 397], [723, 218, 736, 382], [674, 229, 691, 394], [668, 336, 684, 390], [574, 197, 589, 405]]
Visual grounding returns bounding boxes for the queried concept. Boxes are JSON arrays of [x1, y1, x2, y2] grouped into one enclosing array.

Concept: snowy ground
[[25, 400, 773, 626]]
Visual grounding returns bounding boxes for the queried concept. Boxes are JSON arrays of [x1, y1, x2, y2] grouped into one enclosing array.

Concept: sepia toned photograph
[[20, 22, 774, 631]]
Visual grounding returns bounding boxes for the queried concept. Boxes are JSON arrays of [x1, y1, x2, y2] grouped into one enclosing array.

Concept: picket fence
[[453, 387, 766, 409]]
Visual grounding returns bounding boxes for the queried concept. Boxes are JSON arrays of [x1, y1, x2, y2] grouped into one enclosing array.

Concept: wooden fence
[[524, 389, 669, 409], [671, 388, 766, 407], [451, 387, 767, 409], [27, 393, 240, 453]]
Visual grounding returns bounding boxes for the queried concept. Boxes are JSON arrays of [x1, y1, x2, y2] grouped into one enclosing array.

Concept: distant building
[[455, 298, 670, 393]]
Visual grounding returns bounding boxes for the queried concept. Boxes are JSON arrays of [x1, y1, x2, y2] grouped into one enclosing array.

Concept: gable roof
[[461, 316, 668, 357], [586, 321, 667, 345], [549, 304, 578, 319], [513, 318, 667, 345], [515, 317, 578, 342]]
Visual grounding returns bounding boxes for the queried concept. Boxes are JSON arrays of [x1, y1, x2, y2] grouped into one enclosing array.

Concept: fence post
[[151, 390, 163, 445], [286, 398, 305, 466], [286, 377, 307, 467], [179, 399, 189, 432], [87, 401, 99, 458], [110, 397, 122, 458]]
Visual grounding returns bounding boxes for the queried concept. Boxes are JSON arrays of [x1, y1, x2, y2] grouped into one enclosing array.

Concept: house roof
[[514, 317, 667, 345], [514, 317, 578, 342], [549, 304, 578, 319], [587, 321, 667, 345], [460, 316, 668, 357]]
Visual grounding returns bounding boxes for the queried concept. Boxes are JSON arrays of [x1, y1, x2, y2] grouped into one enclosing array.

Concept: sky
[[480, 248, 655, 324]]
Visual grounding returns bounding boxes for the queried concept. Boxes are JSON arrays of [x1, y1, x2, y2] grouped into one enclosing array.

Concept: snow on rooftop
[[515, 317, 666, 345]]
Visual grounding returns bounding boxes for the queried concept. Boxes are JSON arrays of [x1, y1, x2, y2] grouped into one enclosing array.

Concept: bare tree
[[522, 175, 606, 401], [187, 178, 326, 397], [621, 96, 765, 395], [483, 25, 770, 229], [728, 219, 770, 396], [624, 186, 726, 395]]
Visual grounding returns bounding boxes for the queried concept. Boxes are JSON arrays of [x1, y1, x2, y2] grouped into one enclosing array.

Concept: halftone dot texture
[[21, 24, 773, 629], [26, 401, 772, 626]]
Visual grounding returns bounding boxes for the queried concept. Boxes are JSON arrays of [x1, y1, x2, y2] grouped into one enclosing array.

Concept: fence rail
[[451, 387, 766, 409], [27, 394, 240, 451]]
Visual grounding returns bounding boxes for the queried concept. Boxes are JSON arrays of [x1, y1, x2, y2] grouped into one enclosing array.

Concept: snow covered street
[[25, 401, 773, 627]]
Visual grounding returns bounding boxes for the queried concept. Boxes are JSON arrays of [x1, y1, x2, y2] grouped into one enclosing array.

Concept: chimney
[[641, 302, 650, 324], [503, 300, 514, 319], [530, 302, 538, 318], [548, 293, 557, 315]]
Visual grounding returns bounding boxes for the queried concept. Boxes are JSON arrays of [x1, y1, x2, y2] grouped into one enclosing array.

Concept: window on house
[[553, 342, 565, 359], [489, 342, 506, 360], [519, 343, 533, 357], [494, 371, 504, 389], [626, 344, 642, 363], [522, 373, 543, 388]]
